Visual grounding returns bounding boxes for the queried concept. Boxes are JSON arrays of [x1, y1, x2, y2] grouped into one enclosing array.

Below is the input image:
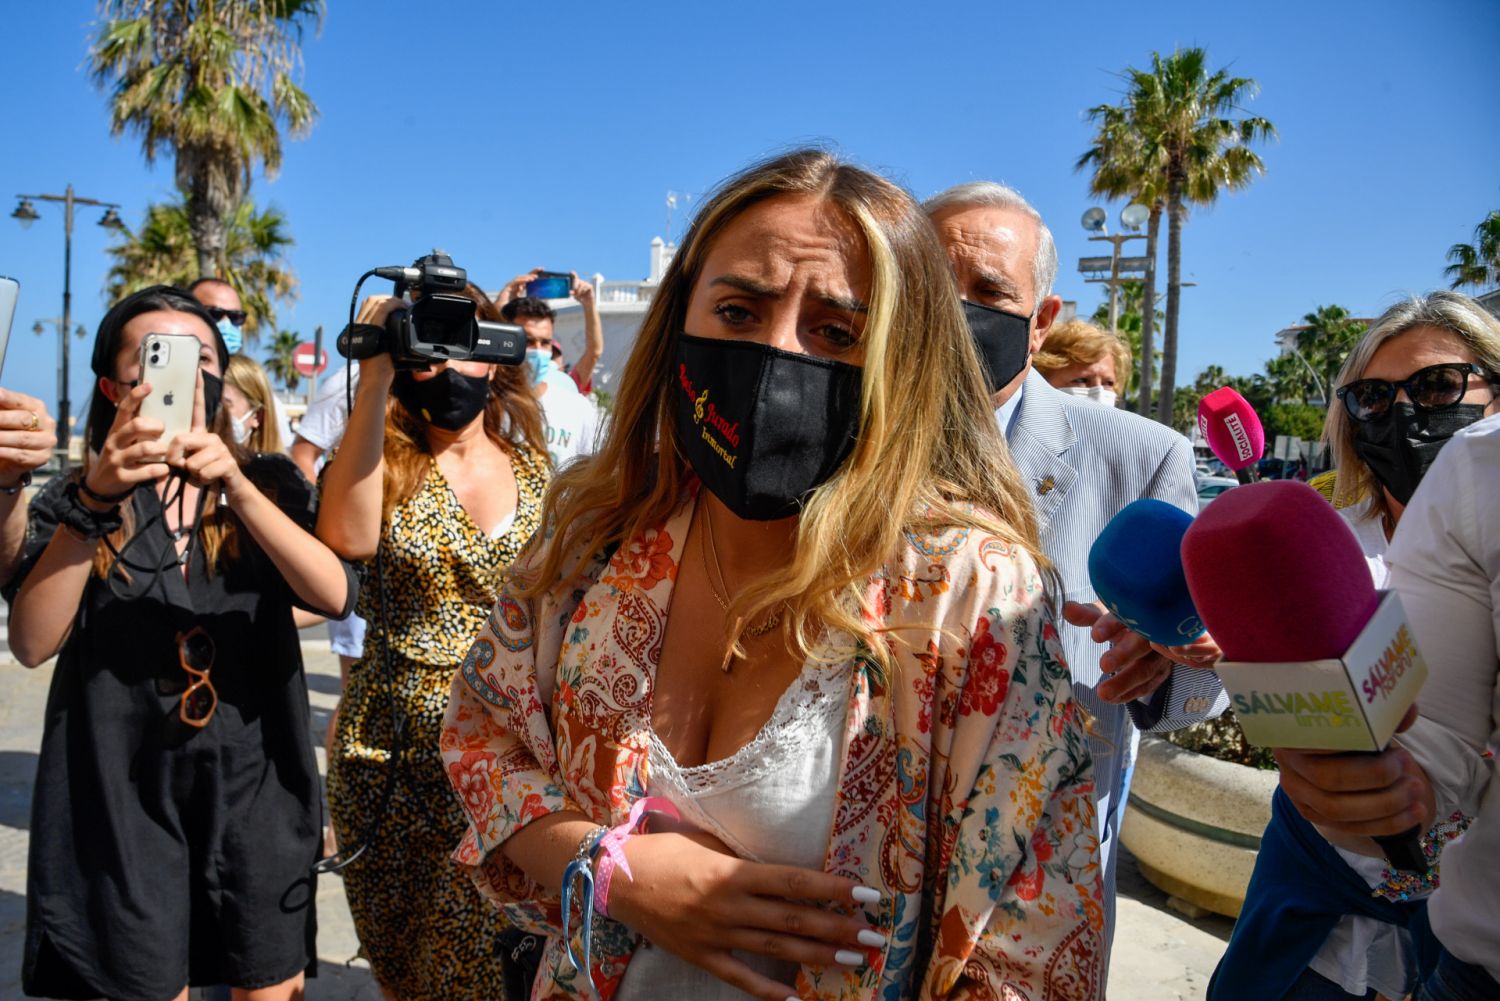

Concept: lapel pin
[[1037, 476, 1055, 496]]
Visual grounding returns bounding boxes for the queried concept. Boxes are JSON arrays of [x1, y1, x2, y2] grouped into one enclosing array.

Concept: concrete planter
[[1121, 735, 1278, 918]]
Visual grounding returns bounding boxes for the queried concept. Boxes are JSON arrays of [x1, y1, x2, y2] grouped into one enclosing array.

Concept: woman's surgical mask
[[230, 407, 259, 446], [1062, 385, 1117, 408]]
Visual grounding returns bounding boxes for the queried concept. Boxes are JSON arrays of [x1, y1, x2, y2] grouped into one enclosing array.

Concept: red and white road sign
[[293, 342, 329, 377]]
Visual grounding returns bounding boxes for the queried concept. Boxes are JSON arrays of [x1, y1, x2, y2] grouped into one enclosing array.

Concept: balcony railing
[[597, 280, 657, 304]]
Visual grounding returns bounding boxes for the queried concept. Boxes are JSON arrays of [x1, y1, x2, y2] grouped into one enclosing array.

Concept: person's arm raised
[[316, 296, 399, 561], [168, 371, 351, 617], [570, 273, 603, 390], [9, 384, 169, 666]]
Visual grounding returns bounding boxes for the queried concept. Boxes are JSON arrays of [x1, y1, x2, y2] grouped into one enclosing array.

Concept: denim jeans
[[1416, 952, 1500, 1001]]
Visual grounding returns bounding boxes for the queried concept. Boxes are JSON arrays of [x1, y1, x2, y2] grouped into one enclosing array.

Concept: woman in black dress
[[5, 286, 356, 1001]]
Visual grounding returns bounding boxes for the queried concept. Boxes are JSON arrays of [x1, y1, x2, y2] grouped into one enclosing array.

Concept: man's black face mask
[[963, 300, 1031, 393]]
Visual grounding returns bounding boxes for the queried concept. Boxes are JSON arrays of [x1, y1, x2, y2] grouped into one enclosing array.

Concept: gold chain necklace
[[700, 504, 783, 671]]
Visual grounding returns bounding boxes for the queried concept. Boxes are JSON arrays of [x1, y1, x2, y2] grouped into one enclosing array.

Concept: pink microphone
[[1181, 480, 1428, 871], [1198, 387, 1266, 484]]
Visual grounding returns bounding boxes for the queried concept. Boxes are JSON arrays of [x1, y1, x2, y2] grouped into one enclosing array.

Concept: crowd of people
[[0, 148, 1494, 1001]]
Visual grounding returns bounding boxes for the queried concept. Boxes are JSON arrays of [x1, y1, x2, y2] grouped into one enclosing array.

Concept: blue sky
[[2, 0, 1496, 418]]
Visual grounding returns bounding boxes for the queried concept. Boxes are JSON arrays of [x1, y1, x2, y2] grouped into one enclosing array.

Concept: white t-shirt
[[1308, 499, 1411, 998], [536, 380, 601, 469], [1388, 413, 1500, 982], [259, 394, 294, 454], [296, 365, 360, 454]]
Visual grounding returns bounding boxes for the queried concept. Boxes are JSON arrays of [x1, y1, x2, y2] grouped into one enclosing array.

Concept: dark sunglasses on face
[[177, 626, 218, 727], [1336, 362, 1495, 423], [205, 306, 246, 327]]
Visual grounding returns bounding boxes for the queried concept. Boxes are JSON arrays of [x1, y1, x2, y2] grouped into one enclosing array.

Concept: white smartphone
[[0, 276, 18, 381], [137, 333, 202, 444]]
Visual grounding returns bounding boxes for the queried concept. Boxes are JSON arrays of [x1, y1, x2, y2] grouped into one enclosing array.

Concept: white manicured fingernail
[[851, 885, 881, 904], [857, 929, 887, 948], [785, 996, 801, 1001], [835, 949, 864, 967]]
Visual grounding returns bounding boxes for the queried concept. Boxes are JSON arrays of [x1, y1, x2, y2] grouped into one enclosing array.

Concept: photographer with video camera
[[318, 259, 549, 1000], [4, 285, 355, 1001]]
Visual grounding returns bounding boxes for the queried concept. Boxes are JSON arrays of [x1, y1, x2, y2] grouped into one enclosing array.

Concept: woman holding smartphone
[[318, 284, 549, 1000], [5, 285, 355, 1001]]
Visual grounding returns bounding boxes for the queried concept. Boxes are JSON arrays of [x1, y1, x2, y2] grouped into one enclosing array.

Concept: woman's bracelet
[[559, 824, 610, 987], [60, 482, 124, 541], [79, 480, 134, 506]]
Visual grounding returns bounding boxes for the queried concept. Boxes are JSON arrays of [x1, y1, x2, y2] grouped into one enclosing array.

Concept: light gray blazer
[[1005, 370, 1230, 944]]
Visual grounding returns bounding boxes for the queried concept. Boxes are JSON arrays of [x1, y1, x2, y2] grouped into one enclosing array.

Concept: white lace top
[[612, 658, 853, 1001]]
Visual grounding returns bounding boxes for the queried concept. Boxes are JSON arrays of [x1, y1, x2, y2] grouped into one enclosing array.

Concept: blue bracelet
[[560, 825, 609, 997]]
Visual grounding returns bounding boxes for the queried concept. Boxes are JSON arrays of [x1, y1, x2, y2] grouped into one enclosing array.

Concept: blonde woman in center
[[441, 150, 1104, 1001]]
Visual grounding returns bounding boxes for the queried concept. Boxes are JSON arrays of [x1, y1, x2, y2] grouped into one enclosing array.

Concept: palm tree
[[1078, 48, 1276, 425], [1194, 364, 1228, 395], [1444, 210, 1500, 291], [90, 0, 322, 278], [105, 197, 297, 342], [1263, 353, 1317, 406], [1295, 304, 1366, 404], [263, 328, 302, 391]]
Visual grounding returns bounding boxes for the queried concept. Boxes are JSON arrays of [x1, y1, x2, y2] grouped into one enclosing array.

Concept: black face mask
[[89, 370, 225, 454], [392, 368, 491, 431], [673, 333, 861, 521], [1351, 401, 1490, 506], [963, 300, 1032, 394]]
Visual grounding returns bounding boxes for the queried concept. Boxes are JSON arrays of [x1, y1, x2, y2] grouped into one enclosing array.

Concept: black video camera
[[338, 253, 526, 370]]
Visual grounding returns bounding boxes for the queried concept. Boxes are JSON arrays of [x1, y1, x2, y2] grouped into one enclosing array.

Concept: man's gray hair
[[923, 181, 1058, 308]]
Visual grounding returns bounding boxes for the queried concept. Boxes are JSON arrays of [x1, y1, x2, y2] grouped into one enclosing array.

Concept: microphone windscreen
[[1198, 387, 1266, 471], [1087, 499, 1204, 645], [1181, 481, 1379, 662]]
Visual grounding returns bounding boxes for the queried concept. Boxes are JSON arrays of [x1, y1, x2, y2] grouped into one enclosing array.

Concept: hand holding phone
[[85, 383, 171, 499], [525, 271, 573, 300]]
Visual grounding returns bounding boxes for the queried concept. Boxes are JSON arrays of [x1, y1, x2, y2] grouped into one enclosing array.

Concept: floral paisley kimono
[[441, 492, 1105, 1000]]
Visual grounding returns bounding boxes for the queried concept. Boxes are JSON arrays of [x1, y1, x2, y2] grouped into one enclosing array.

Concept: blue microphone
[[1087, 498, 1205, 645]]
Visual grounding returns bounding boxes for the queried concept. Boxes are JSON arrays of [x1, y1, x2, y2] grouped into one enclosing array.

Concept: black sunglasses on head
[[204, 305, 246, 327], [1337, 362, 1495, 422]]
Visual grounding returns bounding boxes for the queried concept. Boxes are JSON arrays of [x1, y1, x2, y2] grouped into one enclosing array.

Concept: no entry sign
[[293, 342, 329, 377]]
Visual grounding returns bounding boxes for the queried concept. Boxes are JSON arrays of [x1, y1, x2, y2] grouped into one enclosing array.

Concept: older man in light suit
[[926, 181, 1228, 962]]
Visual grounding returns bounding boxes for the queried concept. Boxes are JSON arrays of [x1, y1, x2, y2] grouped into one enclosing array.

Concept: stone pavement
[[0, 627, 1232, 1000]]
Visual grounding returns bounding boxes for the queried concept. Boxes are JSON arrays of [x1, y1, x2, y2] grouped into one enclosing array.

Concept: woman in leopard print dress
[[319, 286, 550, 1000]]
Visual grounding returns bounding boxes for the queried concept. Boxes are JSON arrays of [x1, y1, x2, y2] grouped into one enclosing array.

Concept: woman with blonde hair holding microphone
[[442, 150, 1104, 1001]]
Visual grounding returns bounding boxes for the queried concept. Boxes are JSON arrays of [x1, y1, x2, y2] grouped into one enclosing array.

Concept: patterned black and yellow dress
[[327, 447, 547, 1000]]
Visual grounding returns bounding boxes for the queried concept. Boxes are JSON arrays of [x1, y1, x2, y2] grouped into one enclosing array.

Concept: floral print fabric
[[441, 493, 1105, 1000]]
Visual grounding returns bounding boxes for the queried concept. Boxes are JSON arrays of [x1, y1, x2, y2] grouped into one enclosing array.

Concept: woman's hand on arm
[[10, 386, 168, 666], [605, 832, 883, 1001], [503, 813, 883, 1001], [315, 296, 398, 561]]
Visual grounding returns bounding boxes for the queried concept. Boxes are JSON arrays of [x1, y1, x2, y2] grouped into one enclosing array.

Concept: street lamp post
[[12, 185, 125, 470], [1077, 206, 1150, 335]]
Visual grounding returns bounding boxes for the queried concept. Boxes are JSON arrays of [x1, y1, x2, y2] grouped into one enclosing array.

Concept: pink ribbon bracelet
[[593, 796, 680, 918]]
